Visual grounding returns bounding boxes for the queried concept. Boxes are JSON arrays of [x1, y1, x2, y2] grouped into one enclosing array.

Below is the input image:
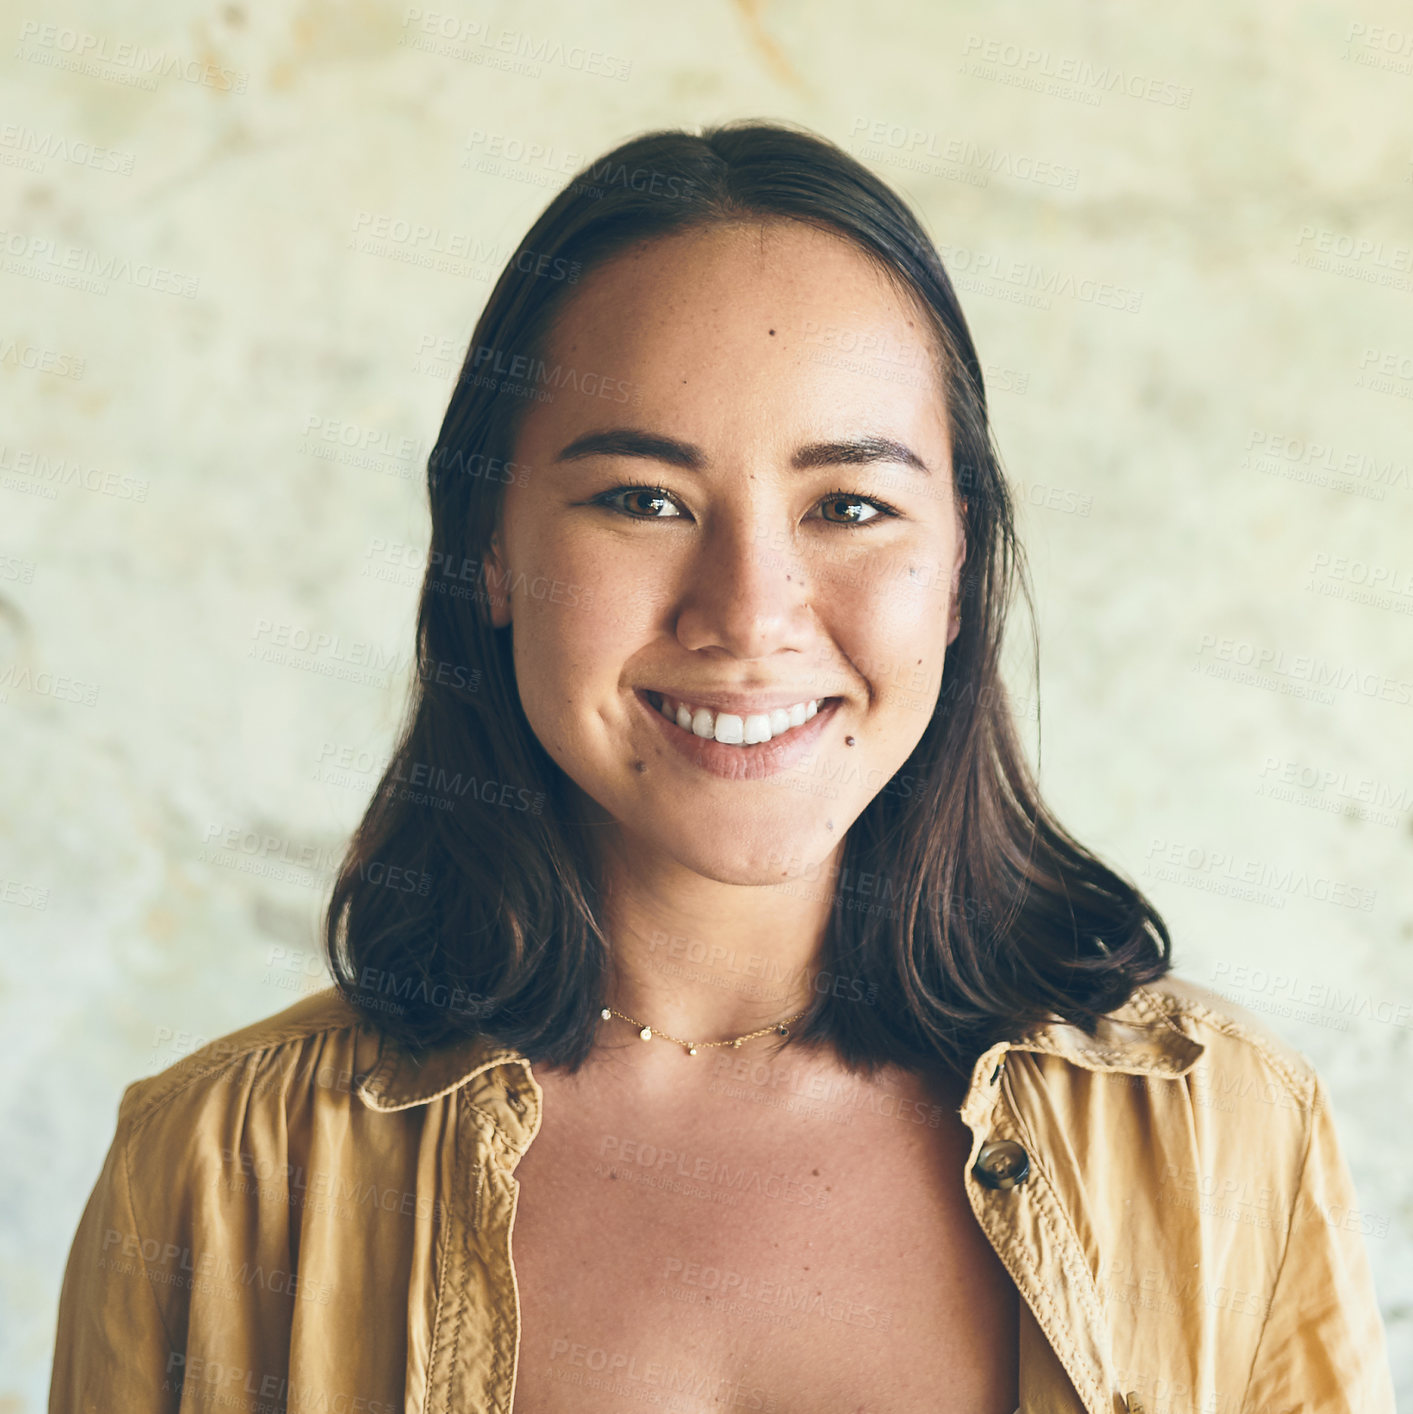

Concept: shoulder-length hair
[[322, 118, 1172, 1081]]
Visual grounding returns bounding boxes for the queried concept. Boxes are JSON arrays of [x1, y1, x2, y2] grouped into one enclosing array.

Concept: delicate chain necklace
[[598, 1004, 808, 1056]]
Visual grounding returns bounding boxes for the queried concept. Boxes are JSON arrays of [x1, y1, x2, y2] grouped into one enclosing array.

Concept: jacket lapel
[[958, 989, 1206, 1414]]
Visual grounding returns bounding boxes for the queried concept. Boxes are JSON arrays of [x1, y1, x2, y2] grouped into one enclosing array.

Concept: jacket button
[[972, 1139, 1030, 1189]]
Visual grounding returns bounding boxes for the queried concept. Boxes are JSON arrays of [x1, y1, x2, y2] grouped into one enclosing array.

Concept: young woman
[[50, 121, 1394, 1414]]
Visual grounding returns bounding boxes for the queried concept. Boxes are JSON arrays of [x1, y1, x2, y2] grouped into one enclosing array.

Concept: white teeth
[[743, 713, 772, 745], [716, 713, 746, 744], [654, 693, 825, 745]]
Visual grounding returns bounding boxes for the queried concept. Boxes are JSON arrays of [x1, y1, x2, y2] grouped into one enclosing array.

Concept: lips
[[633, 689, 842, 781], [646, 691, 827, 746]]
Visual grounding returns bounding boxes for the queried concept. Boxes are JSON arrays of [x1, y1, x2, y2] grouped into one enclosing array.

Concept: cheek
[[819, 556, 950, 681], [507, 545, 650, 723], [508, 526, 610, 651]]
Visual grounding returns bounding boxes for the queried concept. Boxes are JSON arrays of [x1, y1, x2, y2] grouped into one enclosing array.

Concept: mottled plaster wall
[[2, 0, 1410, 1405]]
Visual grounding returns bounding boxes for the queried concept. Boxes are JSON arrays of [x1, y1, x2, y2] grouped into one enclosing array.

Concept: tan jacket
[[48, 973, 1396, 1414]]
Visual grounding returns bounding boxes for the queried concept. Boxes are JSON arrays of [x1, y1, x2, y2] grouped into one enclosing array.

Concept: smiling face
[[484, 218, 966, 887]]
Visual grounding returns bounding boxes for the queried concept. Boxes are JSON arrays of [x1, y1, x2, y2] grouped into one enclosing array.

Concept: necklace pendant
[[600, 1008, 611, 1020], [686, 1044, 698, 1056], [639, 1026, 653, 1041]]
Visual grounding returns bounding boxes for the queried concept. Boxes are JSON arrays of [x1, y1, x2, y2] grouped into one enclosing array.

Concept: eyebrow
[[552, 427, 931, 477]]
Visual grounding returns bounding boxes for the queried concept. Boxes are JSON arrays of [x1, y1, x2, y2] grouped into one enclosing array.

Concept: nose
[[672, 513, 817, 662]]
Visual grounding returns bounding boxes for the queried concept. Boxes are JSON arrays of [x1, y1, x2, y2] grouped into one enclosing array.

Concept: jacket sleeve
[[1240, 1073, 1396, 1414], [48, 1082, 183, 1413]]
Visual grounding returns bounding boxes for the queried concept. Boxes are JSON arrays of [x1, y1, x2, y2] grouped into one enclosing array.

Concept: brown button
[[972, 1138, 1030, 1189]]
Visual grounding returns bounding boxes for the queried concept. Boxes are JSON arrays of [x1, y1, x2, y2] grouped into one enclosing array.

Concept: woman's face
[[486, 219, 966, 886]]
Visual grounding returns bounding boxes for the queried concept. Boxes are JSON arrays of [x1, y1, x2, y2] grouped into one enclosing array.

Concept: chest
[[505, 1065, 1020, 1414]]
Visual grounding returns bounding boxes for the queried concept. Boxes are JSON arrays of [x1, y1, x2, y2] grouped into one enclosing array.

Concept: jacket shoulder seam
[[124, 1013, 368, 1136], [1134, 983, 1316, 1106]]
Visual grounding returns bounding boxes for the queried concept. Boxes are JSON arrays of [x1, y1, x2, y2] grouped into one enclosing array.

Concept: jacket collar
[[357, 1029, 530, 1113], [356, 982, 1204, 1113], [1001, 982, 1206, 1078]]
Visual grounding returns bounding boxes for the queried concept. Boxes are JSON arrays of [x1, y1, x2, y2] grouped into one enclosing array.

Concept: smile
[[646, 691, 825, 745], [633, 690, 843, 781]]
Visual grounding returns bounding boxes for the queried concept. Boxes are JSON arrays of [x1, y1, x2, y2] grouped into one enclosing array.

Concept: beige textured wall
[[3, 0, 1410, 1404]]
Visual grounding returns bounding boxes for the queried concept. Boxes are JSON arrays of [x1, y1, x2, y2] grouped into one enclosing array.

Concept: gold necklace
[[598, 1004, 808, 1056]]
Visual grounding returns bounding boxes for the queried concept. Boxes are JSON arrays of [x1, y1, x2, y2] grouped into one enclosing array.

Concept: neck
[[589, 832, 841, 1071]]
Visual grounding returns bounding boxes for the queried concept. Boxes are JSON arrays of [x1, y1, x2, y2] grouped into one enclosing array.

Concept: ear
[[483, 528, 512, 629]]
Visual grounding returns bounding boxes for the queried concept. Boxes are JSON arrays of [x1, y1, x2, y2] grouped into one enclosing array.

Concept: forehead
[[535, 219, 949, 447]]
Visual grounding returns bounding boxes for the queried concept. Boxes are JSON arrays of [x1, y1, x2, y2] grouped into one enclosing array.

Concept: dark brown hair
[[322, 118, 1172, 1081]]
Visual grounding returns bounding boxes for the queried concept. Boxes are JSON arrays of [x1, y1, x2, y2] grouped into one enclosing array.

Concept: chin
[[657, 810, 846, 885]]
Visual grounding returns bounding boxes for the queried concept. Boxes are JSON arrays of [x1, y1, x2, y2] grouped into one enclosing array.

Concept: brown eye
[[814, 491, 896, 526], [597, 485, 685, 518]]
